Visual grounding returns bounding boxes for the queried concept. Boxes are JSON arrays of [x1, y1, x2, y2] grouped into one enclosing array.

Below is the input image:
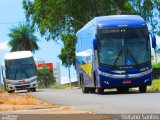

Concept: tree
[[23, 0, 133, 39], [22, 0, 133, 66], [37, 65, 55, 87], [130, 0, 160, 34], [58, 34, 76, 86], [130, 0, 160, 63], [8, 23, 39, 52], [58, 34, 76, 67]]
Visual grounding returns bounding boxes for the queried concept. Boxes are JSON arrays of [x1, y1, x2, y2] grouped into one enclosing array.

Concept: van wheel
[[8, 90, 15, 93], [32, 88, 36, 92], [139, 86, 147, 93], [31, 88, 36, 92], [96, 88, 104, 94]]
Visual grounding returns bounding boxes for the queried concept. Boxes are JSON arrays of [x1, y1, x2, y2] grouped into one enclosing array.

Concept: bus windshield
[[98, 27, 151, 67], [5, 57, 36, 80]]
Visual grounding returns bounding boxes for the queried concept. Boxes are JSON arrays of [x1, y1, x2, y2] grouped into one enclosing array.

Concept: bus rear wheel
[[96, 88, 104, 94], [82, 85, 89, 93], [139, 86, 147, 93], [89, 88, 96, 93], [81, 80, 89, 93]]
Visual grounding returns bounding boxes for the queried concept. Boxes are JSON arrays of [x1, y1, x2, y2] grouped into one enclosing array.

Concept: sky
[[0, 0, 160, 84], [0, 0, 77, 84]]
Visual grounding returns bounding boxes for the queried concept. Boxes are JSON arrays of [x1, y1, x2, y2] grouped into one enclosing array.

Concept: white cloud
[[0, 41, 9, 51], [61, 76, 77, 84]]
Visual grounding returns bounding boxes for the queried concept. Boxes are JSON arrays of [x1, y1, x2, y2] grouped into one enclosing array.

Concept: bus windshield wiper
[[21, 65, 29, 78], [14, 68, 18, 80], [126, 46, 139, 66], [114, 49, 122, 66]]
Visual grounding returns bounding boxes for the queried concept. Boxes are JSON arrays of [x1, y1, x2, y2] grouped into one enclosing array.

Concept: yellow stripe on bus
[[80, 63, 92, 77]]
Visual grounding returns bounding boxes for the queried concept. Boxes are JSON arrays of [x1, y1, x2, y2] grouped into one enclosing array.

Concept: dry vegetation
[[0, 93, 42, 105], [0, 93, 115, 120], [0, 93, 44, 105], [0, 92, 53, 111]]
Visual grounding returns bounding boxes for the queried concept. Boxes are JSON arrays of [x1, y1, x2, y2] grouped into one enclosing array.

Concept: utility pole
[[66, 50, 72, 88]]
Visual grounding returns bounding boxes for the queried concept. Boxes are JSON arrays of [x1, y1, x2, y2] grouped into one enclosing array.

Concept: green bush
[[151, 79, 160, 91], [152, 63, 160, 68], [37, 66, 55, 88]]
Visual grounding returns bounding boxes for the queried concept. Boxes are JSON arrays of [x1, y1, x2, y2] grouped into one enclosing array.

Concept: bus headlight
[[6, 81, 13, 84]]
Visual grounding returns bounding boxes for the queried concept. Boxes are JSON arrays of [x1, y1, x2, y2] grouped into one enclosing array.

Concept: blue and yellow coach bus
[[76, 15, 156, 94]]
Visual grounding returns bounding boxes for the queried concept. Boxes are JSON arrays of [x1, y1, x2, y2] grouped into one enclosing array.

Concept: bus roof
[[4, 51, 33, 60], [77, 15, 146, 34]]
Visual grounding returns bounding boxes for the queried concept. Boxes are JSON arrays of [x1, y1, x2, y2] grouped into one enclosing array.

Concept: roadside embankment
[[0, 92, 116, 120], [0, 92, 54, 111]]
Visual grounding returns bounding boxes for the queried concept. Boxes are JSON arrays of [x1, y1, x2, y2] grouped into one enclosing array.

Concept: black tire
[[34, 88, 36, 92], [81, 80, 89, 93], [89, 88, 96, 93], [96, 88, 104, 94], [139, 86, 147, 93], [8, 90, 15, 93], [82, 84, 89, 93], [30, 88, 36, 92], [27, 89, 31, 92], [80, 74, 89, 93]]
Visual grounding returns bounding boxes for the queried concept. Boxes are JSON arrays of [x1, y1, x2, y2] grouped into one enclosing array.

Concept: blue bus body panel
[[77, 15, 146, 35], [96, 15, 146, 28]]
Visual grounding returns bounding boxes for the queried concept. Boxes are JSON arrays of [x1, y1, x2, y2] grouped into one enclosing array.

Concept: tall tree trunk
[[154, 48, 157, 63]]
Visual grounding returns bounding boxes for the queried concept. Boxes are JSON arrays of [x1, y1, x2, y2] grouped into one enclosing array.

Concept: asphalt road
[[31, 89, 160, 114]]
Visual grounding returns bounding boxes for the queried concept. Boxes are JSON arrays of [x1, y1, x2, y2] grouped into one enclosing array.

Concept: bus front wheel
[[96, 88, 104, 94], [31, 88, 36, 92], [8, 90, 15, 93], [139, 86, 147, 93]]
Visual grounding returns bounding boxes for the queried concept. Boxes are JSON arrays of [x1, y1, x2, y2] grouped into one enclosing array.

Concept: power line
[[0, 22, 20, 25]]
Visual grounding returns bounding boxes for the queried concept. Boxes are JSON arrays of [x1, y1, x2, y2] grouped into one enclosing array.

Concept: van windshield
[[5, 57, 36, 80]]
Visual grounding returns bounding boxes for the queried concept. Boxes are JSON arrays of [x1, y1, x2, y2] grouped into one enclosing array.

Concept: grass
[[151, 79, 160, 91], [50, 84, 78, 89], [152, 63, 160, 68], [0, 85, 6, 92]]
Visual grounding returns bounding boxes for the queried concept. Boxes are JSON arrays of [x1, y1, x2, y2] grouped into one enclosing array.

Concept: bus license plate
[[123, 80, 131, 84], [20, 87, 26, 90]]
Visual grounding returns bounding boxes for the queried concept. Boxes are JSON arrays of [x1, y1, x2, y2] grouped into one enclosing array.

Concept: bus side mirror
[[150, 32, 156, 48], [93, 38, 98, 50]]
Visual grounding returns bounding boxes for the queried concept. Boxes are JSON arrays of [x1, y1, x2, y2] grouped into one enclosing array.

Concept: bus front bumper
[[7, 81, 37, 91], [97, 70, 152, 88]]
